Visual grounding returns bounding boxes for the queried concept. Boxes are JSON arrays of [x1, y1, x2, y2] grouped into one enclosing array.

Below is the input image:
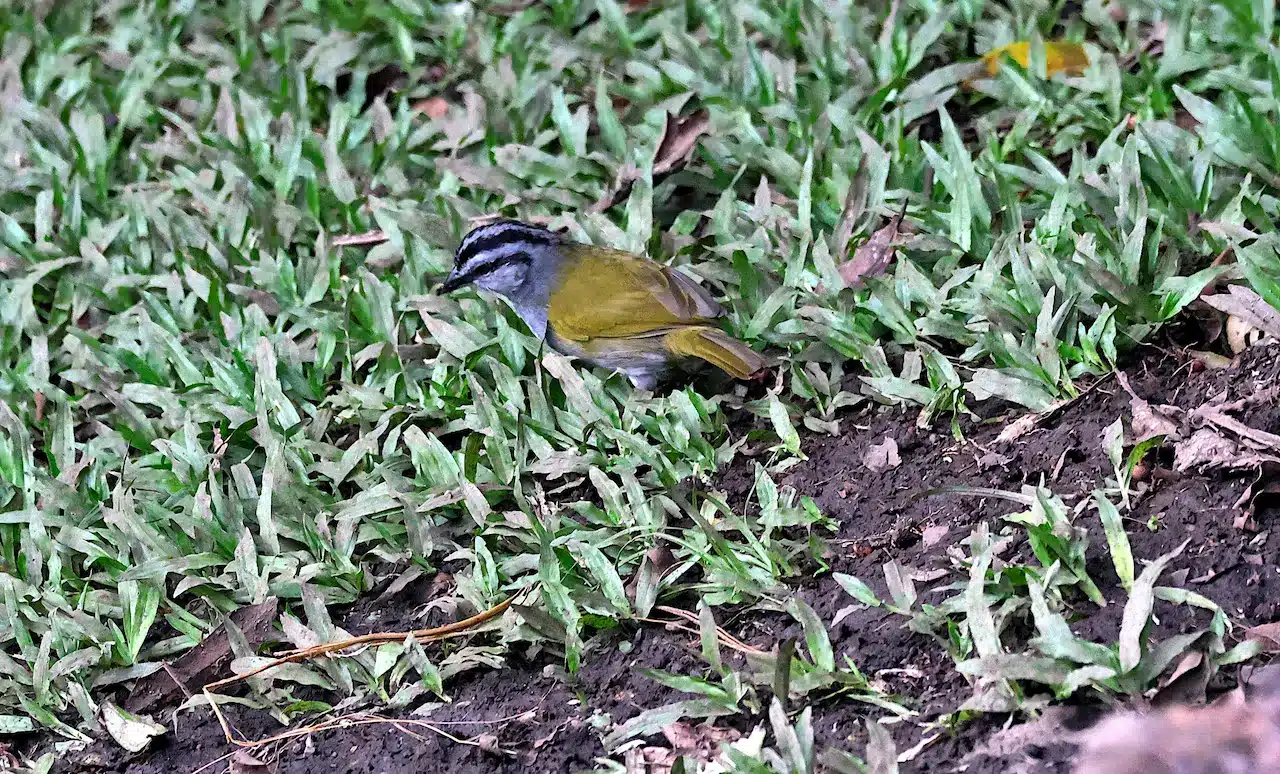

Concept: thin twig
[[331, 231, 389, 247], [648, 606, 767, 655], [202, 597, 512, 748]]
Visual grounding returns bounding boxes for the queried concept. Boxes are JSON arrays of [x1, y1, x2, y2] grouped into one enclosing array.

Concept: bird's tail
[[663, 327, 767, 379]]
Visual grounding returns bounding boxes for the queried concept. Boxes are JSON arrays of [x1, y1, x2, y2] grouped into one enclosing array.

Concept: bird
[[438, 219, 767, 390]]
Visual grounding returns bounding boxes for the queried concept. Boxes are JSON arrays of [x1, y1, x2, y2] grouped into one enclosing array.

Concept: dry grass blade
[[331, 230, 390, 247], [650, 605, 767, 655]]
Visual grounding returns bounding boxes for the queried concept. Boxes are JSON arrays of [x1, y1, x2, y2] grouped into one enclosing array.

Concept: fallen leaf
[[980, 40, 1090, 77], [1201, 284, 1280, 341], [922, 524, 949, 547], [100, 702, 165, 753], [591, 164, 642, 214], [229, 750, 274, 774], [413, 97, 451, 121], [215, 88, 238, 143], [1153, 651, 1209, 707], [1188, 350, 1234, 370], [839, 206, 906, 289], [1172, 429, 1280, 472], [1246, 622, 1280, 652], [594, 109, 710, 212], [1173, 429, 1240, 472], [653, 109, 711, 176], [830, 156, 870, 268], [976, 451, 1012, 470], [865, 718, 898, 774], [126, 598, 279, 714], [661, 721, 740, 760], [705, 725, 765, 774], [996, 412, 1040, 443], [628, 745, 676, 774], [1116, 372, 1182, 442], [227, 285, 281, 316], [1193, 404, 1280, 452], [864, 436, 901, 473]]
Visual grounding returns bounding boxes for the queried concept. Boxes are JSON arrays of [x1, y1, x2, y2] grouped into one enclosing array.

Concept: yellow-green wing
[[549, 245, 722, 341]]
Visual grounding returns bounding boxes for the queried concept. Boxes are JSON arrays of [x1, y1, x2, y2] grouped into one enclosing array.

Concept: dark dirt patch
[[51, 342, 1280, 774]]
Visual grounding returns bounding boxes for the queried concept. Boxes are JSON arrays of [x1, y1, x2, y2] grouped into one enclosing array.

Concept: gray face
[[440, 220, 562, 298], [468, 255, 529, 295], [439, 220, 566, 340]]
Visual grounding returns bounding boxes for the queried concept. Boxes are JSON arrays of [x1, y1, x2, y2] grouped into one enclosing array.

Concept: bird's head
[[439, 219, 563, 298]]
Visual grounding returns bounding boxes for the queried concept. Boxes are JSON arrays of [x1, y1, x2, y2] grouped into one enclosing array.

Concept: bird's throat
[[505, 292, 550, 341]]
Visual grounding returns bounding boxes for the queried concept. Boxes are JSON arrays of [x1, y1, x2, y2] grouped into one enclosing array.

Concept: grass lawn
[[1, 0, 1280, 771]]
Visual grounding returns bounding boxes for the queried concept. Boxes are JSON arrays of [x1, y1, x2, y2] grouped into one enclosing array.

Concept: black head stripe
[[454, 220, 560, 267], [454, 249, 533, 285]]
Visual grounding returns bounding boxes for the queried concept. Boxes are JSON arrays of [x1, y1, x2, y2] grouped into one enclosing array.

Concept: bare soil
[[52, 341, 1280, 774]]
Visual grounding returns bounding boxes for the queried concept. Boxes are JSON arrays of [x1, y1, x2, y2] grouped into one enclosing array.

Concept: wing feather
[[549, 245, 723, 341]]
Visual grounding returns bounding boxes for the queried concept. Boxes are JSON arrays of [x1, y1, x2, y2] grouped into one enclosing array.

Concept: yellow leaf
[[981, 40, 1090, 77]]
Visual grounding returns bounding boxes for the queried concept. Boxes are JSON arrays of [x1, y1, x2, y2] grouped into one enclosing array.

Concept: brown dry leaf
[[126, 598, 279, 714], [592, 164, 642, 214], [922, 524, 949, 548], [864, 437, 901, 473], [594, 110, 712, 213], [413, 96, 450, 120], [1173, 428, 1280, 472], [1188, 350, 1234, 370], [227, 285, 281, 316], [482, 0, 538, 14], [839, 207, 906, 289], [996, 412, 1041, 443], [1247, 622, 1280, 652], [625, 746, 676, 774], [1201, 285, 1280, 342], [661, 721, 740, 760], [625, 545, 677, 602], [831, 157, 870, 265], [1173, 429, 1241, 472], [1116, 372, 1182, 442], [1193, 405, 1280, 452], [652, 109, 711, 176], [1153, 651, 1210, 707], [229, 750, 274, 774]]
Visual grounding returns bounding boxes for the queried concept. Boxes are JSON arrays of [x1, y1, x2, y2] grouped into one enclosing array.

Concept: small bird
[[439, 219, 766, 389]]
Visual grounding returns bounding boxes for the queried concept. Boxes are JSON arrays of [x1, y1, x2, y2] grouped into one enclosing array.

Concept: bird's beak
[[439, 270, 467, 294]]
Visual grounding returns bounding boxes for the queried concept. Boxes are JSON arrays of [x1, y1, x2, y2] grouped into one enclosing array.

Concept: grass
[[0, 0, 1278, 769]]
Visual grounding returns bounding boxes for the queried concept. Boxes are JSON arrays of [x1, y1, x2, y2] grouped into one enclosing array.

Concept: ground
[[4, 1, 1280, 773], [50, 339, 1280, 774]]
